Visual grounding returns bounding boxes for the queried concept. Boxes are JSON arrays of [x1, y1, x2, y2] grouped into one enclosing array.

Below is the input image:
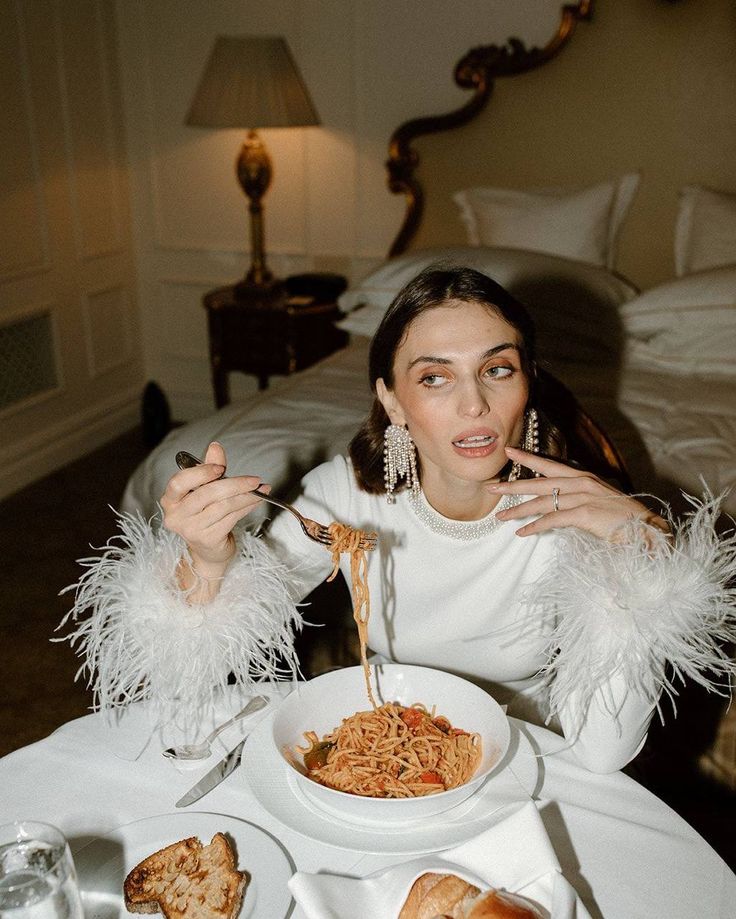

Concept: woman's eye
[[484, 365, 514, 379], [419, 373, 447, 387]]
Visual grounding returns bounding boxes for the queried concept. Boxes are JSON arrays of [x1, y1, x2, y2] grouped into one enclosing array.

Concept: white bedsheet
[[619, 366, 736, 507], [122, 342, 373, 523]]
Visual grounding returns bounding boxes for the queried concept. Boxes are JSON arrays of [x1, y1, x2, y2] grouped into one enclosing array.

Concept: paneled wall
[[0, 0, 143, 500], [114, 0, 558, 421]]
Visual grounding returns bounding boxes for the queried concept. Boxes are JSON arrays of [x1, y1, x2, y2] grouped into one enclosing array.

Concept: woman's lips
[[451, 432, 499, 458]]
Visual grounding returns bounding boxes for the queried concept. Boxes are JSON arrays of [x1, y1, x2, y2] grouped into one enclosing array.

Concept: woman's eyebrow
[[407, 342, 520, 369]]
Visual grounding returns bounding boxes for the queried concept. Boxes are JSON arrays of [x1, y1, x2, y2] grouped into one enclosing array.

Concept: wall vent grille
[[0, 312, 58, 410]]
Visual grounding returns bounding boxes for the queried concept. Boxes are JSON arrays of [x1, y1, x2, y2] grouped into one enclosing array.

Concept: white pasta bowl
[[271, 663, 510, 823]]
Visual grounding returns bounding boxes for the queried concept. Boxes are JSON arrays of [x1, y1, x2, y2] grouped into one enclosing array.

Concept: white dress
[[61, 455, 736, 774], [265, 456, 654, 773]]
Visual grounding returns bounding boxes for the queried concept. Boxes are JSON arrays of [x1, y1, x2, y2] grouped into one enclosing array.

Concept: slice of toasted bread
[[123, 833, 247, 919]]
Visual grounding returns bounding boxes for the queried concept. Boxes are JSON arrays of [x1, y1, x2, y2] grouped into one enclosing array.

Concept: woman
[[63, 266, 735, 773]]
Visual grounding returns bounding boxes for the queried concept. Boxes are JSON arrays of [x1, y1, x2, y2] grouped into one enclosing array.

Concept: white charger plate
[[73, 812, 294, 919], [242, 712, 539, 855]]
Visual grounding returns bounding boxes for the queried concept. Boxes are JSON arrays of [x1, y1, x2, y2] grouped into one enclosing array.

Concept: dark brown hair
[[349, 264, 566, 493]]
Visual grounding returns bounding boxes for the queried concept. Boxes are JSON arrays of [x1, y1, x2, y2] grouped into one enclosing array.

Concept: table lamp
[[186, 35, 320, 290]]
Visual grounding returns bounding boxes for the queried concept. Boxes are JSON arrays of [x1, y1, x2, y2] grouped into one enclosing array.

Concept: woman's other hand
[[490, 447, 670, 542], [160, 441, 266, 590]]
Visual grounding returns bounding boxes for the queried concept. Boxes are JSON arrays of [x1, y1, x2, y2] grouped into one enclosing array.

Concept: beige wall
[[411, 0, 736, 289], [0, 0, 143, 500]]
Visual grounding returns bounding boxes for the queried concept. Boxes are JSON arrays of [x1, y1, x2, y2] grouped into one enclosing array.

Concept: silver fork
[[175, 451, 377, 550]]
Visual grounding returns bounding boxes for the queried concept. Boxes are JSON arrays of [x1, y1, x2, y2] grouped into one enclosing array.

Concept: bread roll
[[459, 888, 544, 919], [398, 873, 543, 919], [398, 872, 479, 919]]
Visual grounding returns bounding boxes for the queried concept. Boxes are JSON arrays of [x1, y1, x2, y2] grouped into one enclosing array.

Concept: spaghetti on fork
[[325, 521, 377, 707]]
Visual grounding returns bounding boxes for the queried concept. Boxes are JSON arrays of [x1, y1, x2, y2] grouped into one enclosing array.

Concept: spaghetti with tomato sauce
[[298, 701, 482, 798]]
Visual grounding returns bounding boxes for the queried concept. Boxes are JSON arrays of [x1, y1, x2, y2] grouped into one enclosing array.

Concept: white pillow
[[338, 245, 638, 341], [621, 266, 736, 326], [674, 185, 736, 277], [453, 175, 640, 270], [621, 267, 736, 376]]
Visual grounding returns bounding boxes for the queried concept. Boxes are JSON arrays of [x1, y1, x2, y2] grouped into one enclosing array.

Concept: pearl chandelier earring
[[383, 423, 420, 503], [508, 407, 540, 481]]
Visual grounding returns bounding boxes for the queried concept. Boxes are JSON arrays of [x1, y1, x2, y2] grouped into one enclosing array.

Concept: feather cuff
[[530, 493, 736, 727], [56, 512, 302, 728]]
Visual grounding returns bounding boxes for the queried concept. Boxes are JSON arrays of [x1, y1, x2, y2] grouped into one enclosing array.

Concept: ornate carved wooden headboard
[[385, 1, 593, 258], [381, 2, 637, 489], [381, 0, 735, 289]]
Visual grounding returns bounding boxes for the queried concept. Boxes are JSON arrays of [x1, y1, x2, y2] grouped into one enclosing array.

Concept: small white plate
[[242, 712, 538, 855], [73, 812, 294, 919]]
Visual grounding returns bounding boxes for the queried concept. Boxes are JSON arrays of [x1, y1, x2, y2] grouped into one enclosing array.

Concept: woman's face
[[376, 300, 529, 498]]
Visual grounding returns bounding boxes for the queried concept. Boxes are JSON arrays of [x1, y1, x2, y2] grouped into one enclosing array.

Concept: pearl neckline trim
[[408, 489, 524, 540]]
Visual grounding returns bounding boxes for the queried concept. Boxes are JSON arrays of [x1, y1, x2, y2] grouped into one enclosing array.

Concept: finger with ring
[[552, 487, 560, 512]]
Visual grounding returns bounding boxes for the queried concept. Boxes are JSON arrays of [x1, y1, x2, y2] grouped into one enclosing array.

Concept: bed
[[121, 2, 736, 784]]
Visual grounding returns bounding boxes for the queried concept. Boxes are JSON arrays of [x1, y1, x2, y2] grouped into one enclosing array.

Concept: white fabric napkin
[[288, 800, 591, 919]]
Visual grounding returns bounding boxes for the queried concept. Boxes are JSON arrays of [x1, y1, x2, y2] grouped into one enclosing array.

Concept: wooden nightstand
[[203, 282, 349, 407]]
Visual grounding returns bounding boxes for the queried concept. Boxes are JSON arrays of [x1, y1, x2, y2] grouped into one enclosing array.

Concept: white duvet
[[122, 341, 373, 524]]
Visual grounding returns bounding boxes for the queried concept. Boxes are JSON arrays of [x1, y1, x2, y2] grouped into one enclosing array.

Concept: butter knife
[[175, 736, 248, 808]]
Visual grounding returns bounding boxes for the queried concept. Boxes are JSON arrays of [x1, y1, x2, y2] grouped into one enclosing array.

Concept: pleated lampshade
[[186, 35, 320, 129]]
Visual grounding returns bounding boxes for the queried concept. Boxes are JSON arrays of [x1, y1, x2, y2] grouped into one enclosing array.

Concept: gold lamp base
[[236, 130, 280, 289]]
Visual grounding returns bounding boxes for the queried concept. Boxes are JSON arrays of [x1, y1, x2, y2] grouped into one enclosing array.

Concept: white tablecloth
[[0, 695, 733, 919]]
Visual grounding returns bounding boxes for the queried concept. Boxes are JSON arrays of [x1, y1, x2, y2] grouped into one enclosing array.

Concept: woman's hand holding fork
[[161, 442, 266, 597]]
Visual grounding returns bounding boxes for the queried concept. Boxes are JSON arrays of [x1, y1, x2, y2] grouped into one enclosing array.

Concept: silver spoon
[[162, 695, 269, 761]]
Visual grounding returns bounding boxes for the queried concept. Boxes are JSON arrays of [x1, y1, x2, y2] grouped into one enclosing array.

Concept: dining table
[[0, 683, 733, 919]]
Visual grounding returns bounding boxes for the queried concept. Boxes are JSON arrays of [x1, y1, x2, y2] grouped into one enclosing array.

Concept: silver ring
[[552, 487, 560, 512]]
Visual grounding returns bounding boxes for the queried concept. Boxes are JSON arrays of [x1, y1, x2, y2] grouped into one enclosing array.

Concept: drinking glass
[[0, 822, 83, 919]]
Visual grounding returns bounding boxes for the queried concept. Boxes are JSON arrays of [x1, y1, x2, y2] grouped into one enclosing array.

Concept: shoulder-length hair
[[348, 264, 566, 494]]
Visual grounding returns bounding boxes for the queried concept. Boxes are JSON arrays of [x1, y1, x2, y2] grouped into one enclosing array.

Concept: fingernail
[[487, 483, 501, 491], [212, 464, 225, 472]]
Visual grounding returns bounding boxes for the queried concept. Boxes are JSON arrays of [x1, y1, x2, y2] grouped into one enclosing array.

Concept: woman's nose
[[458, 381, 490, 417]]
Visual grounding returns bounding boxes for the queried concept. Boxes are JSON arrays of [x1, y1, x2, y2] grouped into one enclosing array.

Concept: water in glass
[[0, 823, 82, 919]]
